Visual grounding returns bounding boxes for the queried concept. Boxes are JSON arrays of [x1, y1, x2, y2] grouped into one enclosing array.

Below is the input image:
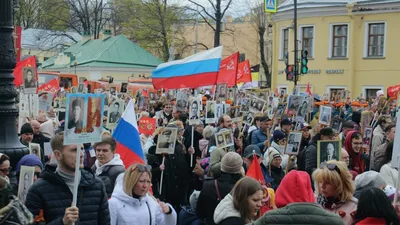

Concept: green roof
[[41, 35, 163, 69]]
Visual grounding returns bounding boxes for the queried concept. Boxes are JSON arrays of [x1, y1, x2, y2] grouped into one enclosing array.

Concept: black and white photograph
[[78, 83, 84, 93], [363, 126, 373, 145], [71, 86, 77, 93], [189, 98, 201, 125], [305, 96, 314, 112], [206, 101, 217, 124], [240, 98, 250, 112], [287, 95, 304, 116], [107, 99, 124, 129], [216, 103, 223, 119], [64, 94, 104, 145], [331, 116, 342, 132], [39, 92, 54, 112], [285, 132, 302, 155], [216, 84, 227, 102], [120, 82, 128, 93], [29, 142, 41, 159], [295, 99, 309, 122], [166, 89, 176, 100], [317, 140, 341, 166], [229, 106, 239, 120], [249, 96, 266, 113], [150, 92, 156, 101], [243, 111, 254, 126], [227, 87, 235, 100], [110, 87, 117, 96], [319, 105, 332, 125], [156, 127, 178, 154], [23, 67, 37, 93], [18, 166, 35, 204], [274, 103, 287, 119], [176, 91, 188, 111], [215, 130, 234, 148]]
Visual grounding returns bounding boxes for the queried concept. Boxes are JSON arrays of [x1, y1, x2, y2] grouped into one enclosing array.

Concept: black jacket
[[218, 217, 245, 225], [148, 138, 190, 211], [25, 165, 110, 225], [196, 173, 240, 225], [32, 132, 51, 162], [91, 164, 125, 198]]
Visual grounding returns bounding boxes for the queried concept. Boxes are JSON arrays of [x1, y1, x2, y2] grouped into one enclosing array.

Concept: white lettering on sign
[[326, 69, 344, 74]]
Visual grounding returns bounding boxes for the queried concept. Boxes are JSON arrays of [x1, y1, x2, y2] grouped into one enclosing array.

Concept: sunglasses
[[320, 162, 341, 175], [133, 164, 151, 172], [0, 167, 12, 173]]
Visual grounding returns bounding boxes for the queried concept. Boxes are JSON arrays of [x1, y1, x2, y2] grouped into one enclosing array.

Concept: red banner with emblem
[[217, 52, 239, 87], [236, 60, 252, 84], [388, 85, 400, 99], [138, 117, 156, 135], [37, 78, 60, 93]]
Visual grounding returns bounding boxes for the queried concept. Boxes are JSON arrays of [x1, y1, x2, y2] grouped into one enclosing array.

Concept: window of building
[[283, 29, 289, 58], [332, 25, 348, 57], [302, 26, 314, 58], [362, 86, 384, 101], [367, 23, 385, 57]]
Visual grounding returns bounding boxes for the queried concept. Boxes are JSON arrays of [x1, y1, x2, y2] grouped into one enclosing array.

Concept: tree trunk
[[259, 26, 270, 88]]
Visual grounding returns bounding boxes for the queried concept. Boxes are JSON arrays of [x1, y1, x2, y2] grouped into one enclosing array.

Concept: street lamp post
[[0, 0, 29, 182]]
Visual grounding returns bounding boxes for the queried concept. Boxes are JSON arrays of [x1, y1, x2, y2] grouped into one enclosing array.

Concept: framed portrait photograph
[[296, 99, 309, 122], [189, 98, 201, 125], [287, 95, 304, 116], [120, 82, 128, 93], [214, 130, 234, 148], [216, 103, 224, 119], [176, 91, 188, 112], [78, 83, 84, 93], [107, 99, 124, 129], [319, 105, 332, 125], [363, 126, 373, 145], [243, 111, 254, 126], [223, 131, 234, 147], [18, 166, 35, 204], [205, 101, 217, 124], [216, 83, 227, 102], [331, 116, 342, 132], [285, 132, 302, 155], [317, 140, 342, 166], [361, 111, 373, 134], [29, 142, 41, 159], [110, 86, 117, 96], [240, 98, 250, 112], [249, 96, 266, 113], [156, 127, 178, 154], [23, 67, 37, 94], [274, 103, 287, 120]]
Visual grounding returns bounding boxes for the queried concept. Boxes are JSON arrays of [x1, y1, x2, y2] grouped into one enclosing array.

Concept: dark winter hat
[[20, 123, 34, 135], [280, 118, 292, 126], [273, 130, 286, 143], [221, 152, 243, 174], [243, 145, 262, 158]]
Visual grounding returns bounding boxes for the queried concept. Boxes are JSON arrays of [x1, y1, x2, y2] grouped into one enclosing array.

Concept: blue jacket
[[251, 129, 268, 151], [178, 206, 204, 225]]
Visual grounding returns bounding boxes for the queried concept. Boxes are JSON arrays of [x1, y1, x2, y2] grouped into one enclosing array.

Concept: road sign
[[265, 0, 277, 13]]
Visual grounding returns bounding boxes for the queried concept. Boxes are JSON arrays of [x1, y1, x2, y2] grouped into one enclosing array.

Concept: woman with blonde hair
[[313, 160, 358, 225], [108, 164, 177, 225], [214, 177, 263, 225]]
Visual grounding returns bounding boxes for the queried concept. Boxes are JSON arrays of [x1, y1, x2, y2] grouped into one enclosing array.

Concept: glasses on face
[[133, 164, 151, 172], [320, 162, 340, 175], [0, 167, 12, 173]]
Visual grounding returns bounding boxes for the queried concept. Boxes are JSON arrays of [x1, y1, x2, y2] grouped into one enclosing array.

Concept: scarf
[[94, 154, 124, 176], [317, 194, 345, 209], [344, 130, 364, 174]]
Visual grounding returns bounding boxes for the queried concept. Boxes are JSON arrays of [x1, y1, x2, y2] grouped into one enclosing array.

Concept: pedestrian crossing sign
[[265, 0, 277, 13]]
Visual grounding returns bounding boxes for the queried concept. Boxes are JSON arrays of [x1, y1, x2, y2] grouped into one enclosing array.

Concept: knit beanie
[[20, 123, 34, 135], [221, 152, 243, 174], [268, 148, 282, 165], [16, 155, 43, 175], [273, 130, 286, 143]]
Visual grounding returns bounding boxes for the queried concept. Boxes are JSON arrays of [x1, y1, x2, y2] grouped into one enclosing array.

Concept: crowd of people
[[0, 88, 399, 225]]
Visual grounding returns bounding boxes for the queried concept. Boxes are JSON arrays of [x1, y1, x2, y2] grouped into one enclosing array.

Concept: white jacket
[[108, 174, 177, 225], [263, 141, 289, 169], [213, 194, 241, 224], [380, 162, 398, 187]]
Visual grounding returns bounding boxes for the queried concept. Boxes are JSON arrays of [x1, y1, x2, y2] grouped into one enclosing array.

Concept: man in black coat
[[26, 132, 110, 225], [31, 120, 51, 162]]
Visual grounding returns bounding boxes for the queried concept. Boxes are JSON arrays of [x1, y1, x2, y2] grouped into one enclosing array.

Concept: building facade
[[271, 0, 400, 99]]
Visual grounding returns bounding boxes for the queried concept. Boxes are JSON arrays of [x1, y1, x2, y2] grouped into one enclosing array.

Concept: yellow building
[[270, 0, 400, 99]]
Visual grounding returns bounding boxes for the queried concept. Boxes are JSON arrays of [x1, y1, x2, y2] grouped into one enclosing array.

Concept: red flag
[[142, 89, 149, 98], [246, 155, 272, 216], [138, 117, 156, 135], [306, 82, 313, 96], [236, 60, 252, 84], [37, 78, 60, 93], [388, 85, 400, 99], [13, 56, 37, 87], [217, 52, 239, 87]]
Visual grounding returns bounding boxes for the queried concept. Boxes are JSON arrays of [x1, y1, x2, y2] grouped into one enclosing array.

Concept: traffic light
[[301, 50, 308, 74], [286, 65, 293, 81]]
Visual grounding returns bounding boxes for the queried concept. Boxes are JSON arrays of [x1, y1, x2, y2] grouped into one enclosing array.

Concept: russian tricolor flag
[[112, 99, 145, 168], [152, 46, 223, 89]]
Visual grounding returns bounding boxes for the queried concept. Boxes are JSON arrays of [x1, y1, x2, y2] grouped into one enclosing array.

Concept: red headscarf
[[344, 130, 365, 174]]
